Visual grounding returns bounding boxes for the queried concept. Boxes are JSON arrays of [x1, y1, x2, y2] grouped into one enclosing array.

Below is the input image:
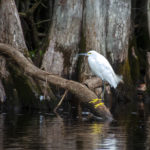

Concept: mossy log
[[0, 43, 113, 120]]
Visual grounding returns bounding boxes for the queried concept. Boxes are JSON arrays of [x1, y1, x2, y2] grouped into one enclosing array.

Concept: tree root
[[0, 43, 113, 120]]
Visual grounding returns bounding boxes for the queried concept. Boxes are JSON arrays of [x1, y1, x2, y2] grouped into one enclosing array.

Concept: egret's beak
[[77, 53, 88, 56]]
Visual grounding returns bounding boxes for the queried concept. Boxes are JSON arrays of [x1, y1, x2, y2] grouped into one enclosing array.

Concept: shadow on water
[[0, 99, 150, 150]]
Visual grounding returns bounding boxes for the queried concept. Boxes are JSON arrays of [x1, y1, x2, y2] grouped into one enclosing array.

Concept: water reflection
[[0, 111, 150, 150]]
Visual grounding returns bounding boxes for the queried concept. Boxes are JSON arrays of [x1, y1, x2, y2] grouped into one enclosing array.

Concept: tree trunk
[[0, 0, 40, 106], [41, 0, 83, 78], [0, 0, 27, 52], [79, 0, 108, 81], [0, 43, 113, 120]]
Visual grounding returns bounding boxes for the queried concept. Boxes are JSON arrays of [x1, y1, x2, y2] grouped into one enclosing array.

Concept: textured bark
[[83, 0, 108, 55], [0, 43, 113, 120], [41, 0, 83, 78], [0, 0, 27, 52], [106, 0, 131, 63], [80, 0, 131, 82]]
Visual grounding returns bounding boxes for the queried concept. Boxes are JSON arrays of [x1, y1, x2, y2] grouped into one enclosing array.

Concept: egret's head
[[78, 50, 97, 57], [87, 50, 98, 56]]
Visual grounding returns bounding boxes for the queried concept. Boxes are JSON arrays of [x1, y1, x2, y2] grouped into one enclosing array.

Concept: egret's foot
[[94, 102, 104, 108], [89, 98, 104, 108], [89, 98, 102, 104]]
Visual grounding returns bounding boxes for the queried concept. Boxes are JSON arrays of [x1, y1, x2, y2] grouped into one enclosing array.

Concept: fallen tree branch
[[0, 43, 113, 120]]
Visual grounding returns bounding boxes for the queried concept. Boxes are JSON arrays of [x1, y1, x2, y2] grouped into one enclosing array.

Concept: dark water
[[0, 109, 150, 150]]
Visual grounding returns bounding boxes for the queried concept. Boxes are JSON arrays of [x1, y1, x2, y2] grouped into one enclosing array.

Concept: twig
[[19, 12, 27, 17], [34, 19, 51, 25], [54, 90, 68, 113]]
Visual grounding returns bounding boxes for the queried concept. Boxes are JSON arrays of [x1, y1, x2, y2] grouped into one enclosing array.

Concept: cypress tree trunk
[[41, 0, 83, 78], [0, 0, 40, 108], [0, 0, 27, 52]]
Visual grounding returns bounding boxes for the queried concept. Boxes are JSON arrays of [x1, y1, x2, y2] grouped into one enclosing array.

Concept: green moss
[[23, 48, 31, 58], [120, 59, 132, 85], [77, 29, 87, 81]]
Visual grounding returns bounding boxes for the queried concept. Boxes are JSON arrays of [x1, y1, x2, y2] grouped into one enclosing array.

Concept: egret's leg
[[93, 81, 105, 108], [101, 81, 105, 100], [89, 80, 105, 107]]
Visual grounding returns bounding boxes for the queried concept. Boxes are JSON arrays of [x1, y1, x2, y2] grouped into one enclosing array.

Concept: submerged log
[[0, 43, 113, 120]]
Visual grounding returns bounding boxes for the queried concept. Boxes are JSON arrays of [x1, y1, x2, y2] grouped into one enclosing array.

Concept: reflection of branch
[[54, 90, 68, 113], [0, 43, 113, 120]]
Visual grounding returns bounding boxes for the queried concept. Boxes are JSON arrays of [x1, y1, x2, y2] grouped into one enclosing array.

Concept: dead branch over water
[[0, 43, 112, 120]]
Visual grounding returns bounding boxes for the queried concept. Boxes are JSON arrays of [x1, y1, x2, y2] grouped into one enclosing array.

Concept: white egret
[[78, 50, 123, 107]]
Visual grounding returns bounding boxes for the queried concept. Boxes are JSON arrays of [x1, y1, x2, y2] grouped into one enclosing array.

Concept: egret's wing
[[96, 60, 115, 80], [88, 55, 113, 78], [95, 54, 114, 73], [88, 53, 122, 88], [89, 54, 118, 87]]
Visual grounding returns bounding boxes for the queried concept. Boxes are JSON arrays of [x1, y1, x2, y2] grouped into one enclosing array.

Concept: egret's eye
[[88, 52, 91, 55]]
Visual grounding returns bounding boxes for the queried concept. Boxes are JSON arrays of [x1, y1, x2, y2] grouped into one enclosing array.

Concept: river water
[[0, 107, 150, 150]]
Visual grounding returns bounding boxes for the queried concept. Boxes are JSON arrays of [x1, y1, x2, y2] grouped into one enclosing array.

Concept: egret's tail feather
[[116, 74, 124, 84], [110, 74, 123, 88]]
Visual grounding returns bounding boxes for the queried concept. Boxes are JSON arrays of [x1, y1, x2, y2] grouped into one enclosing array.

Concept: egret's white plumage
[[87, 50, 122, 88]]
